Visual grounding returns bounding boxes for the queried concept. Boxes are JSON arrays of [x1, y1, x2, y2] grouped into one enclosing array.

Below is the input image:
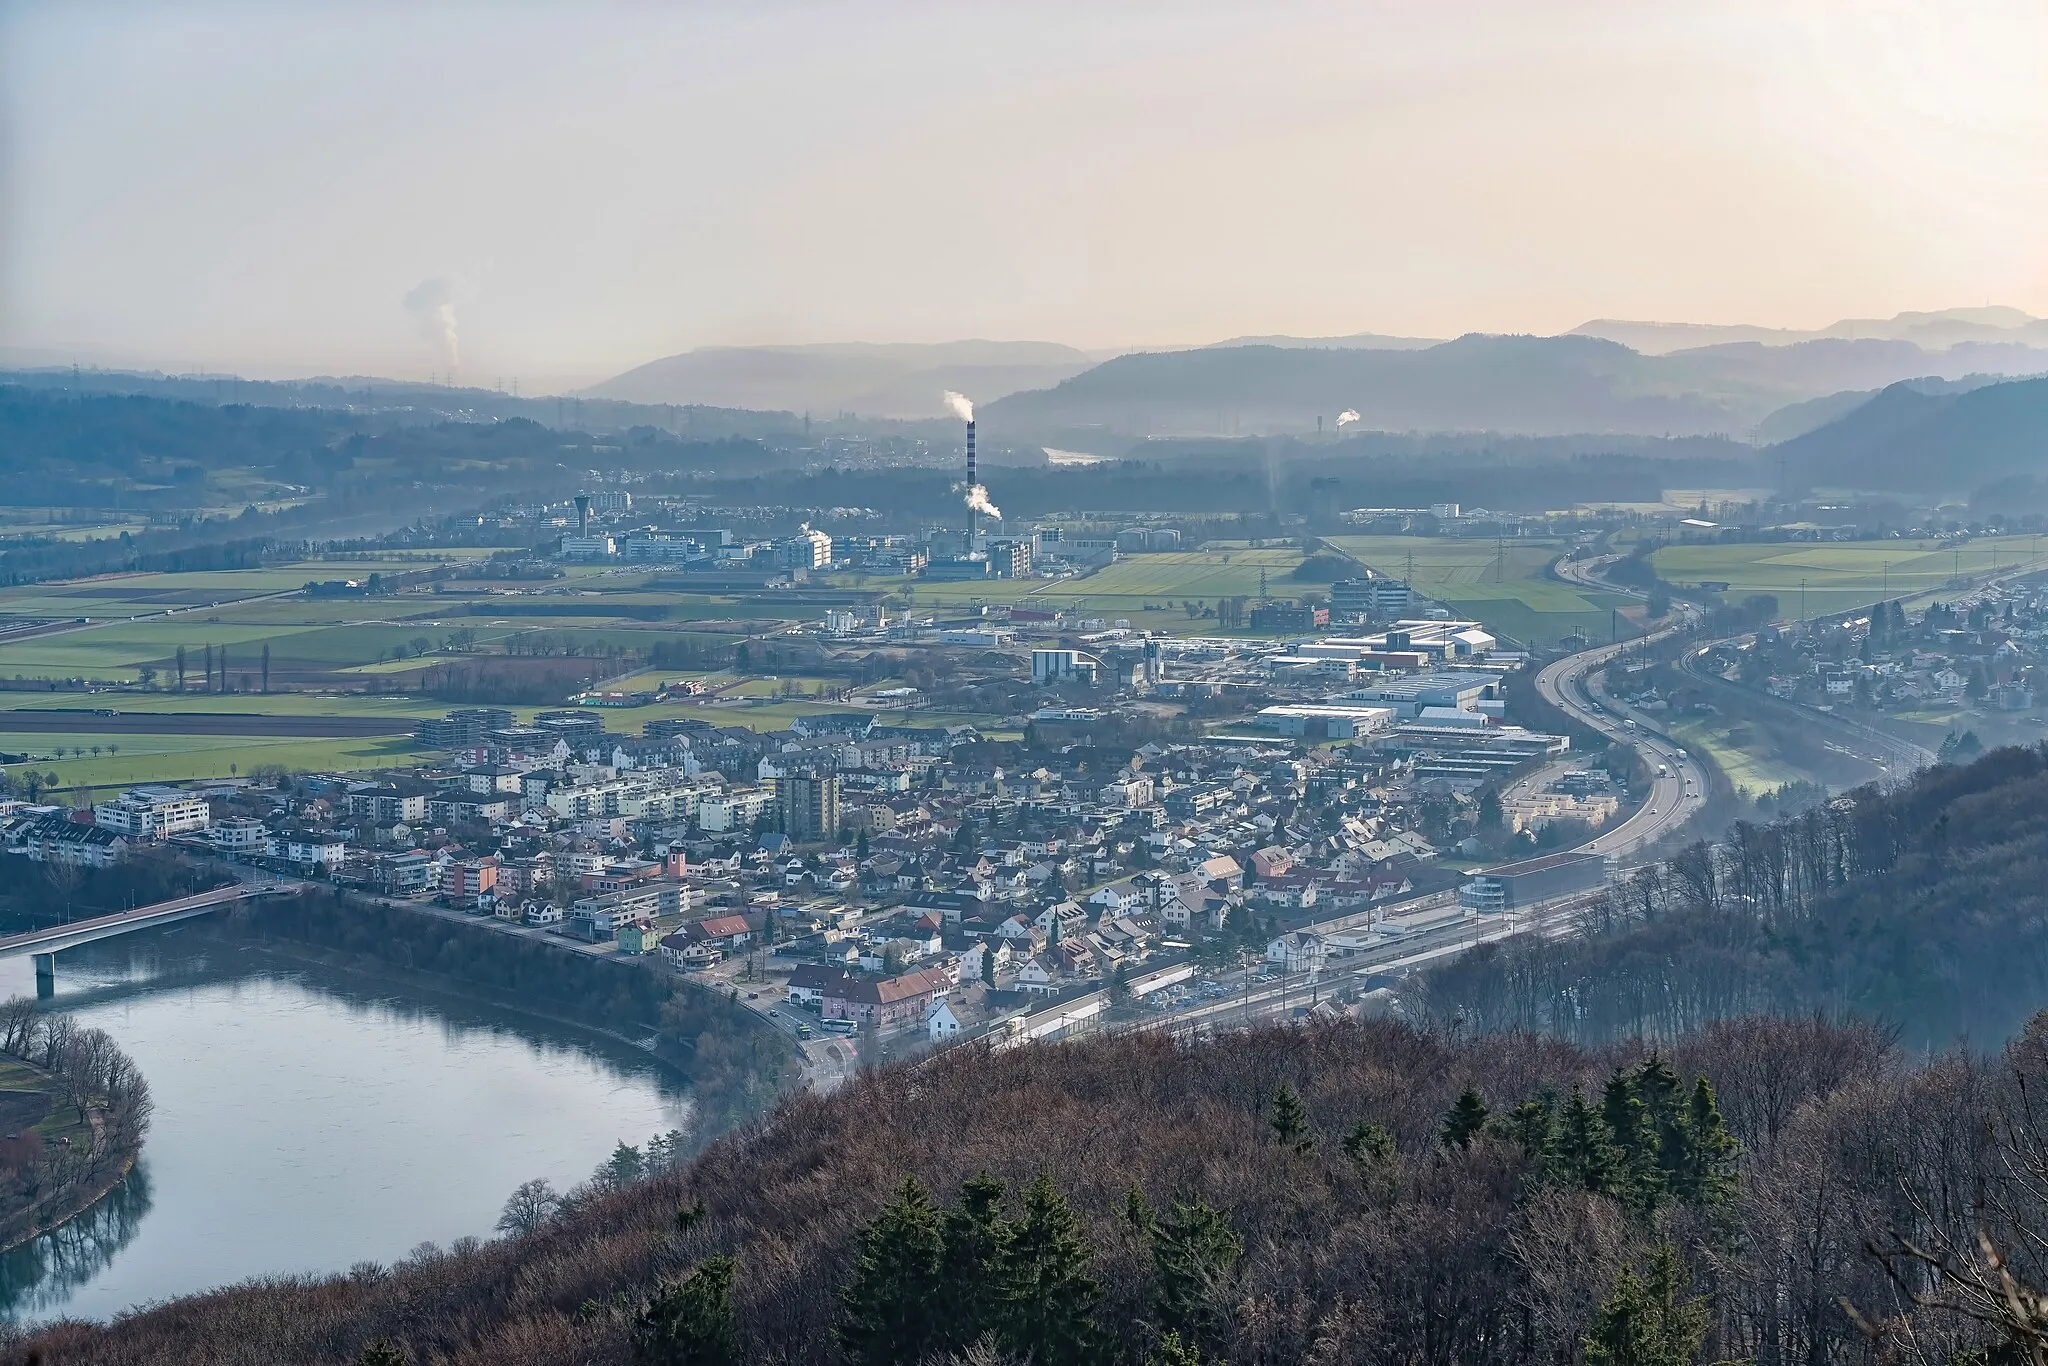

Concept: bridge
[[0, 881, 297, 995]]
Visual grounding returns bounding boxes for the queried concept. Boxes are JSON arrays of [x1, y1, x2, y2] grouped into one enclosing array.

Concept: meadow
[[1324, 535, 1639, 649], [1649, 534, 2048, 619]]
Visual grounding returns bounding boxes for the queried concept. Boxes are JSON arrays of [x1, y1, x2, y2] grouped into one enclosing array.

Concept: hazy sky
[[3, 1, 2044, 388]]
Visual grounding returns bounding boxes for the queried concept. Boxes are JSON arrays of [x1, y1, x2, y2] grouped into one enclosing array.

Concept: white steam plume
[[966, 485, 1002, 521], [1336, 409, 1361, 427], [943, 390, 974, 422], [404, 277, 462, 369]]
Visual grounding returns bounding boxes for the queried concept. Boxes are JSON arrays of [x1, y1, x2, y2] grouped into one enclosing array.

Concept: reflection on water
[[0, 927, 689, 1323], [0, 1164, 154, 1319]]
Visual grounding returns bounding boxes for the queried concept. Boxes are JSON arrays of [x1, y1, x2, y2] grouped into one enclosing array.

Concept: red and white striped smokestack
[[966, 418, 977, 543]]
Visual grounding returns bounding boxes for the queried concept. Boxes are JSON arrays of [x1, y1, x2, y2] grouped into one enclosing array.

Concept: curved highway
[[1534, 626, 1710, 859]]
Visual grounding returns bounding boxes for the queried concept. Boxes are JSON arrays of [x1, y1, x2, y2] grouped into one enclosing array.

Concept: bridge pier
[[32, 954, 54, 1000]]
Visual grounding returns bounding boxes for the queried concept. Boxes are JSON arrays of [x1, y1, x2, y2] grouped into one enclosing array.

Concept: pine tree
[[1341, 1118, 1395, 1169], [1673, 1076, 1741, 1208], [1632, 1056, 1686, 1191], [1269, 1083, 1314, 1153], [1601, 1070, 1664, 1213], [1441, 1085, 1490, 1150], [1150, 1330, 1204, 1365], [356, 1342, 408, 1366], [936, 1173, 1010, 1353], [635, 1255, 739, 1366], [839, 1177, 948, 1366], [1554, 1085, 1622, 1197], [1122, 1183, 1157, 1237], [995, 1174, 1102, 1366], [1581, 1243, 1710, 1366], [1151, 1195, 1242, 1351], [1504, 1094, 1557, 1159]]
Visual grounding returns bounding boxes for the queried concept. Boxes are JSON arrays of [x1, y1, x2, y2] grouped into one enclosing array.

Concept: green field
[[1325, 536, 1639, 649], [1650, 536, 2048, 619], [0, 733, 418, 795], [876, 545, 1311, 634], [1670, 716, 1807, 795]]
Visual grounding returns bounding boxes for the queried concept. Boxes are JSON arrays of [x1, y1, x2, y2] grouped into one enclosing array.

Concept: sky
[[1, 0, 2044, 390]]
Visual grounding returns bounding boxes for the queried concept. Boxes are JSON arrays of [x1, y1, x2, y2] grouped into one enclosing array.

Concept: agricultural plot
[[903, 546, 1309, 633], [1650, 536, 2048, 619], [1325, 535, 1637, 649], [3, 733, 420, 793]]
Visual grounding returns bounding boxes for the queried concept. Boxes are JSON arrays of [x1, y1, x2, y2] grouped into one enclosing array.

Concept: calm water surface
[[0, 926, 690, 1322]]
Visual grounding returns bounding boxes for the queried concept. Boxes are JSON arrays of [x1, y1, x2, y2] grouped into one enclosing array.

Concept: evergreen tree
[[839, 1177, 948, 1366], [1441, 1085, 1491, 1150], [1269, 1083, 1314, 1153], [1631, 1056, 1686, 1190], [1149, 1330, 1204, 1366], [1581, 1243, 1710, 1366], [1674, 1076, 1741, 1208], [1553, 1085, 1622, 1198], [635, 1255, 739, 1366], [1151, 1195, 1243, 1351], [356, 1342, 407, 1366], [1504, 1094, 1557, 1159], [1601, 1070, 1664, 1213], [1341, 1118, 1395, 1169], [936, 1173, 1010, 1353], [1122, 1183, 1157, 1238], [995, 1174, 1102, 1366]]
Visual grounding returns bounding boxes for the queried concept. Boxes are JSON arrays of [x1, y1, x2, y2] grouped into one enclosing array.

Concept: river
[[0, 924, 691, 1323]]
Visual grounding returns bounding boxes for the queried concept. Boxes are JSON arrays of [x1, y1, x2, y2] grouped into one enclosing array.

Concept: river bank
[[0, 929, 694, 1322], [212, 890, 800, 1143], [0, 1009, 150, 1259]]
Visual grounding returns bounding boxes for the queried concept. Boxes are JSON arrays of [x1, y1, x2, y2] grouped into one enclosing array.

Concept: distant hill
[[1575, 306, 2048, 355], [1774, 374, 2048, 494], [976, 330, 2048, 445], [1754, 374, 2014, 445], [582, 340, 1092, 418], [1199, 331, 1442, 351]]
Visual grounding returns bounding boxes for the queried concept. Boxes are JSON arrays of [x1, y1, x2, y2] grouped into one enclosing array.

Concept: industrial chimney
[[574, 494, 591, 537], [965, 419, 978, 548]]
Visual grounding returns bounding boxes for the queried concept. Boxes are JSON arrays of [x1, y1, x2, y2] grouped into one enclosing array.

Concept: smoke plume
[[404, 277, 462, 369], [965, 485, 1002, 521], [943, 390, 974, 422], [1336, 409, 1361, 427]]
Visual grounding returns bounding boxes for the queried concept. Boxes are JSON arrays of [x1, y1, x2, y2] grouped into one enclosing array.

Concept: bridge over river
[[0, 880, 299, 995]]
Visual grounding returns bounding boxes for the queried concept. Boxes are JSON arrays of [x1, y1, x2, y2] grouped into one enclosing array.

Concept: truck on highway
[[1656, 764, 1669, 777]]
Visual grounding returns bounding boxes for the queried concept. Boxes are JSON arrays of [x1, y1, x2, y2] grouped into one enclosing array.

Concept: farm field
[[0, 731, 418, 793], [1649, 536, 2048, 619], [889, 546, 1311, 634], [1325, 535, 1639, 649]]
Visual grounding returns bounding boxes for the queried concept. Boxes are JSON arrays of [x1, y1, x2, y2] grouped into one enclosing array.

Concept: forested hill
[[24, 1011, 2048, 1366], [1416, 742, 2048, 1047], [1774, 373, 2048, 498]]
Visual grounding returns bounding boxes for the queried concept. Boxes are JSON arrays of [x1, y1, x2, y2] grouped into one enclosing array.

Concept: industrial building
[[1458, 850, 1609, 911], [1329, 577, 1413, 618], [1254, 704, 1396, 739]]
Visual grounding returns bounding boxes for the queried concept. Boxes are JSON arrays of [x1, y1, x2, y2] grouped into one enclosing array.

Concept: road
[[0, 879, 295, 965], [1558, 551, 1935, 781]]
